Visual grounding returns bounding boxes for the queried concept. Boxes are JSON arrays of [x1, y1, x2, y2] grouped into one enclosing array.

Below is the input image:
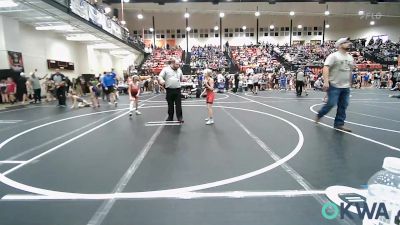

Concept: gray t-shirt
[[296, 71, 305, 81], [324, 51, 354, 88], [160, 66, 183, 89], [31, 77, 41, 89]]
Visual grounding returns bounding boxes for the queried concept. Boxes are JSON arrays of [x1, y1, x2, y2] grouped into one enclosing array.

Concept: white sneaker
[[135, 110, 142, 115], [114, 101, 118, 107], [206, 119, 214, 125], [205, 117, 209, 121]]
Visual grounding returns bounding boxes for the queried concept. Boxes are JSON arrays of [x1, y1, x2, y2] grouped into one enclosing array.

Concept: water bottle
[[363, 157, 400, 225]]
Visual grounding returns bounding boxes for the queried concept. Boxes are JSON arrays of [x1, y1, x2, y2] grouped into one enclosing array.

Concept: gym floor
[[0, 89, 399, 225]]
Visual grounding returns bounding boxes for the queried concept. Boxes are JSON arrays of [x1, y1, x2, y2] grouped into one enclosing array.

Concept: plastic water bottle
[[363, 157, 400, 225]]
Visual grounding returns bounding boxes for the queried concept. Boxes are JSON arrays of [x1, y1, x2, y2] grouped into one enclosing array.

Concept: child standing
[[88, 81, 100, 108], [128, 75, 142, 117], [0, 79, 8, 103], [6, 77, 16, 104], [203, 69, 215, 125]]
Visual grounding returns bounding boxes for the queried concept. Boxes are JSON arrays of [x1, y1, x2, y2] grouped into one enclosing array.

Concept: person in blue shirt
[[280, 73, 287, 90], [101, 69, 118, 107]]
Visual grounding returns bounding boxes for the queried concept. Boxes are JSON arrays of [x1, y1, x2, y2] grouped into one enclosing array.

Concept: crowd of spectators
[[231, 45, 282, 74], [141, 47, 183, 75], [190, 45, 229, 72], [363, 38, 400, 65]]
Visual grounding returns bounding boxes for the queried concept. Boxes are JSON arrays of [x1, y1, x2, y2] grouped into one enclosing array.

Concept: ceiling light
[[0, 0, 18, 7], [289, 11, 295, 16], [269, 24, 275, 30], [370, 21, 375, 25], [297, 25, 302, 29], [137, 14, 143, 19], [186, 26, 191, 32], [358, 10, 365, 15], [149, 27, 154, 32], [184, 12, 190, 18], [214, 26, 219, 31], [242, 26, 247, 30], [325, 24, 330, 28], [66, 34, 101, 41], [255, 11, 260, 17], [324, 10, 330, 16], [104, 7, 111, 14], [182, 0, 188, 1], [121, 20, 126, 25], [123, 0, 129, 2], [219, 12, 225, 18]]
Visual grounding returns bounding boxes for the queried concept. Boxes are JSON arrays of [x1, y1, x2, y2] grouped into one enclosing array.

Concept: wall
[[0, 16, 137, 80]]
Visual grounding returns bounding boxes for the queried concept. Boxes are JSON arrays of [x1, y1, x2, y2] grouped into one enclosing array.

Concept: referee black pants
[[296, 81, 304, 96], [166, 88, 182, 121]]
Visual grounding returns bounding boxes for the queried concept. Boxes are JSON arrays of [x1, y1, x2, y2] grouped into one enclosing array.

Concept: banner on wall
[[70, 0, 89, 21], [111, 22, 122, 39], [103, 17, 112, 34], [88, 4, 103, 28], [8, 51, 24, 72]]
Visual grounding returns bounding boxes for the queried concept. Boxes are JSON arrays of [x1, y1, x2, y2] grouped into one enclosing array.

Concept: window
[[308, 32, 312, 36], [133, 30, 138, 35], [172, 34, 175, 38], [200, 34, 204, 38], [224, 28, 228, 32], [260, 28, 264, 32], [314, 27, 318, 31], [235, 28, 239, 32], [250, 33, 254, 37], [166, 30, 170, 33], [161, 34, 165, 38], [264, 32, 268, 36], [215, 34, 219, 38], [297, 32, 301, 36], [318, 31, 322, 35], [182, 34, 185, 38], [285, 27, 290, 31], [275, 32, 279, 36], [177, 29, 181, 34], [280, 27, 284, 31], [229, 33, 233, 37], [224, 33, 229, 37], [293, 32, 297, 36], [194, 29, 198, 33]]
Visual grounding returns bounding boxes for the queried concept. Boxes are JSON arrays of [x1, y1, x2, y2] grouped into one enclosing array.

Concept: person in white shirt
[[158, 58, 184, 122], [252, 73, 260, 94], [295, 68, 305, 96], [315, 37, 355, 132]]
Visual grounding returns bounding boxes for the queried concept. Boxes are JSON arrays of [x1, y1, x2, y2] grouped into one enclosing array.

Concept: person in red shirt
[[202, 69, 215, 125], [6, 77, 17, 104], [128, 75, 142, 117]]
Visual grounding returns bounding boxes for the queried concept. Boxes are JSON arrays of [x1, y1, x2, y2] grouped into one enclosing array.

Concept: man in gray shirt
[[30, 69, 45, 103], [315, 37, 354, 132], [295, 68, 305, 96], [159, 58, 184, 122]]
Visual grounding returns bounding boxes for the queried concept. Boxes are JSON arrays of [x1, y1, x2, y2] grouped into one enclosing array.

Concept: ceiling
[[105, 0, 399, 4], [0, 0, 140, 54]]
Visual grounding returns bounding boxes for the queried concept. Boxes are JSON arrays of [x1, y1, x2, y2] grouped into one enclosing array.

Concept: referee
[[158, 58, 184, 122]]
